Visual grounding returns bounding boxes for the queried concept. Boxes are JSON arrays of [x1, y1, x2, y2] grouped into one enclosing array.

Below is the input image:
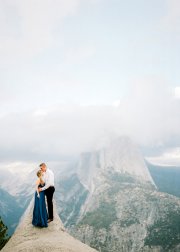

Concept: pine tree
[[0, 216, 9, 250]]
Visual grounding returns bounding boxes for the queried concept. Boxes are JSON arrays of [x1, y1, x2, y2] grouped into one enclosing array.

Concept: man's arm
[[39, 181, 50, 191], [39, 170, 54, 191]]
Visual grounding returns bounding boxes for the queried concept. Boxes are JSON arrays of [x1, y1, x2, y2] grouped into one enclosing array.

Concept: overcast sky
[[0, 0, 180, 166]]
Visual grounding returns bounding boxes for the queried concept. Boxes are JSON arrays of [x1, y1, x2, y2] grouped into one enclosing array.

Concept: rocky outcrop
[[70, 173, 180, 252], [1, 199, 97, 252], [56, 137, 180, 251], [76, 137, 155, 193]]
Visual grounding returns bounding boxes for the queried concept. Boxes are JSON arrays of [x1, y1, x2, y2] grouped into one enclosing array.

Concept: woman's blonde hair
[[37, 170, 42, 178], [36, 170, 44, 184]]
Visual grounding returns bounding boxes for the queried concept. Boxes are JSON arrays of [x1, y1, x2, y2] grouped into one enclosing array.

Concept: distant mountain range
[[57, 137, 180, 251], [0, 187, 24, 235], [147, 162, 180, 197], [1, 137, 180, 251]]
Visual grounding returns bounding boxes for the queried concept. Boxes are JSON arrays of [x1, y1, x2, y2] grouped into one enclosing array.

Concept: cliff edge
[[1, 199, 97, 252]]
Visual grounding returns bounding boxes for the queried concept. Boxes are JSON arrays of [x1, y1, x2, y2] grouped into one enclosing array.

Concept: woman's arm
[[36, 179, 40, 198]]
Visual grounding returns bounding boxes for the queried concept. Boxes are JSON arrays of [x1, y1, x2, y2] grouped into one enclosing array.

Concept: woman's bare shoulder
[[36, 178, 40, 185]]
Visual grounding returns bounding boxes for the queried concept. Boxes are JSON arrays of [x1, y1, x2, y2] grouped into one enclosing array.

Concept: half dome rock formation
[[1, 200, 97, 252], [77, 137, 155, 193]]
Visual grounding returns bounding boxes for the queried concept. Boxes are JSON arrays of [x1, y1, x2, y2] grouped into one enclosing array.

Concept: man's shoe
[[48, 219, 53, 223]]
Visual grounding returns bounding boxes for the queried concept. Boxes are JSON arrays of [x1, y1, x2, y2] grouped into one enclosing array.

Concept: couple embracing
[[32, 163, 55, 227]]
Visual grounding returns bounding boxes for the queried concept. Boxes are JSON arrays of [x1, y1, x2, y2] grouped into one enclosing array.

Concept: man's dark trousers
[[45, 186, 55, 220]]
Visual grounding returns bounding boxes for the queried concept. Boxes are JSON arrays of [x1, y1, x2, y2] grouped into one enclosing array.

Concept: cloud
[[0, 105, 116, 160], [0, 161, 36, 177], [146, 147, 180, 166], [0, 0, 81, 64], [0, 0, 98, 115], [119, 77, 180, 146], [0, 77, 180, 162], [174, 87, 180, 99], [0, 1, 179, 165], [65, 45, 95, 65], [161, 0, 180, 32], [112, 100, 121, 107]]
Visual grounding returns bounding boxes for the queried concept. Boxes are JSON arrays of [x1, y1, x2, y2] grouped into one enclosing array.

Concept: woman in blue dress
[[32, 170, 48, 227]]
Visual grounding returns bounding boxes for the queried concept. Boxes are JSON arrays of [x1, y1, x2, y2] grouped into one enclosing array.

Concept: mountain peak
[[1, 199, 97, 252], [77, 137, 155, 191]]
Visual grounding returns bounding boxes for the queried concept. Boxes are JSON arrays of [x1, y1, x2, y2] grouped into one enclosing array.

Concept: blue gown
[[32, 184, 48, 227]]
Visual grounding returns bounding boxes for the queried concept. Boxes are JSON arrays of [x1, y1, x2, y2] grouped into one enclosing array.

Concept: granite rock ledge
[[2, 199, 97, 252]]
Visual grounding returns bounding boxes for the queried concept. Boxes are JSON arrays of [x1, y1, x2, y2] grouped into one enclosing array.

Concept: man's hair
[[39, 163, 46, 167]]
